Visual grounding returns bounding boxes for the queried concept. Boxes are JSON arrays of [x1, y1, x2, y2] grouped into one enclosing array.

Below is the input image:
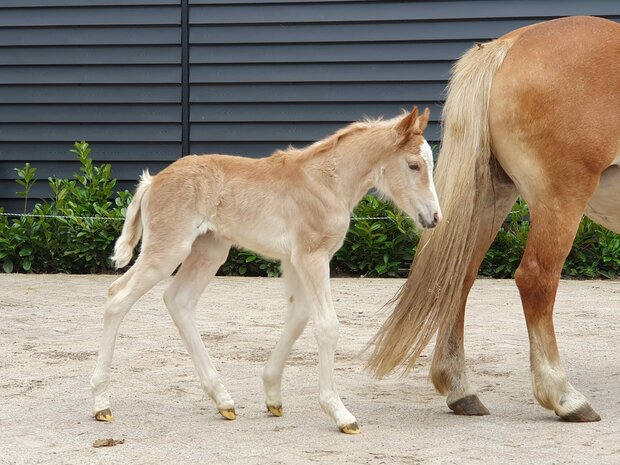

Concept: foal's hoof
[[448, 395, 490, 416], [94, 408, 114, 422], [267, 404, 283, 417], [219, 408, 237, 420], [560, 404, 601, 423], [340, 422, 361, 435]]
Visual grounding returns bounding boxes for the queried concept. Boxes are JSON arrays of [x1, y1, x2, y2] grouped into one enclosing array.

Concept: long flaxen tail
[[366, 39, 514, 377], [111, 170, 152, 269]]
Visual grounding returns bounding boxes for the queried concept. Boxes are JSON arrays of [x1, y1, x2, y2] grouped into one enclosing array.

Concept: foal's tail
[[366, 39, 514, 377], [111, 171, 153, 269]]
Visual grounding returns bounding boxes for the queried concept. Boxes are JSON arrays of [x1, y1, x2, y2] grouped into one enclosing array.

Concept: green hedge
[[1, 143, 619, 278]]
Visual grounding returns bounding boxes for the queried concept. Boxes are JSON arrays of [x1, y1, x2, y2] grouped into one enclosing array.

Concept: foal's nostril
[[433, 212, 440, 225]]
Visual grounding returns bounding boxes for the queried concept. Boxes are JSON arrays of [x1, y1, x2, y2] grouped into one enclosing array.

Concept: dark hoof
[[448, 395, 490, 416], [560, 404, 601, 422]]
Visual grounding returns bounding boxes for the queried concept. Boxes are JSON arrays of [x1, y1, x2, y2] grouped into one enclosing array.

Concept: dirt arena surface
[[1, 275, 618, 465]]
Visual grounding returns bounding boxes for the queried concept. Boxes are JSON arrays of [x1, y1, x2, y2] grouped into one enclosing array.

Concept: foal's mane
[[272, 115, 389, 160]]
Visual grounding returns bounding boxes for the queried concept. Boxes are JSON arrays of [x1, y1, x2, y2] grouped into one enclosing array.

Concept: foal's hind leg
[[516, 199, 601, 422], [163, 234, 236, 419], [263, 259, 309, 416], [91, 248, 191, 421], [430, 174, 517, 415]]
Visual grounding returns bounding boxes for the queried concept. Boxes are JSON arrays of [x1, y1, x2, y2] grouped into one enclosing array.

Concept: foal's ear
[[412, 107, 431, 134], [395, 106, 419, 138]]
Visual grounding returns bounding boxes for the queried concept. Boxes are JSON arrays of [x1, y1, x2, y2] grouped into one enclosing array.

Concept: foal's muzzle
[[418, 211, 441, 229]]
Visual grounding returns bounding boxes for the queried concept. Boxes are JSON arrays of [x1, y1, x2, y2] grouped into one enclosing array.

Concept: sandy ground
[[0, 275, 618, 465]]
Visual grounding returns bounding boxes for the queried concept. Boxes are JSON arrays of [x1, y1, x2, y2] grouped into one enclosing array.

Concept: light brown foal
[[91, 107, 441, 434]]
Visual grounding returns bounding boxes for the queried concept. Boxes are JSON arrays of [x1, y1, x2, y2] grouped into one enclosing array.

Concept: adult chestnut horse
[[368, 16, 619, 422]]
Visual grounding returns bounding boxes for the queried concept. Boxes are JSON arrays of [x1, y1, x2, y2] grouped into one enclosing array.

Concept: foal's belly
[[212, 220, 292, 261], [585, 162, 620, 233]]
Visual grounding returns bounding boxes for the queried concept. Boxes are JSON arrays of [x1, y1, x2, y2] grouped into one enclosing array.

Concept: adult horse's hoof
[[560, 404, 601, 422], [266, 404, 283, 417], [448, 395, 490, 416], [339, 422, 361, 434], [94, 408, 114, 422], [219, 408, 237, 420]]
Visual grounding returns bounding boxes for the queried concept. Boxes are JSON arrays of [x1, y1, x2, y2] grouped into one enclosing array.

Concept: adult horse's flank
[[91, 107, 441, 434], [368, 16, 619, 422]]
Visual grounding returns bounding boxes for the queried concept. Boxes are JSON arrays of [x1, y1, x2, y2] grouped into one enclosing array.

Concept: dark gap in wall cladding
[[1, 0, 618, 207]]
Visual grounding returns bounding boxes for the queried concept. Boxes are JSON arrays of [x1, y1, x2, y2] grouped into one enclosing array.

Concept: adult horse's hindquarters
[[368, 16, 619, 423]]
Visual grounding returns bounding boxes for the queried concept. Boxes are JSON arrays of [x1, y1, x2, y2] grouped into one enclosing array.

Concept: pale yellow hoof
[[95, 408, 114, 422], [219, 408, 237, 420], [267, 404, 283, 417], [340, 422, 361, 435]]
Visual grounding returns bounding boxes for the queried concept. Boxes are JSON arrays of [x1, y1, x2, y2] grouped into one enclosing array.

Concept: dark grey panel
[[190, 19, 543, 44], [0, 161, 170, 181], [0, 1, 179, 6], [193, 15, 617, 45], [0, 85, 180, 104], [190, 121, 441, 142], [190, 1, 620, 24], [190, 102, 442, 122], [191, 82, 447, 103], [190, 41, 472, 63], [191, 0, 371, 4], [0, 66, 181, 84], [0, 46, 180, 65], [0, 124, 181, 142], [191, 62, 451, 83], [0, 142, 181, 161], [0, 6, 180, 27], [0, 104, 180, 123], [0, 26, 180, 46]]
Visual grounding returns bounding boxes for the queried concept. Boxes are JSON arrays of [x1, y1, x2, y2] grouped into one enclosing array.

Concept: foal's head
[[376, 107, 442, 229]]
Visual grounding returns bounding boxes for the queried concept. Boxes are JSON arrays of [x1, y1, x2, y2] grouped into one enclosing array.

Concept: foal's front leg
[[291, 251, 359, 434]]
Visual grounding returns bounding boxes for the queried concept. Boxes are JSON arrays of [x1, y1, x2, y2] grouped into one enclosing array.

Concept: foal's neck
[[302, 124, 392, 212]]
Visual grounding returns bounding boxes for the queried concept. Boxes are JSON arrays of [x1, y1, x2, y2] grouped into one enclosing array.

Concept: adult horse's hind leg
[[430, 170, 518, 415], [91, 245, 192, 421], [263, 259, 310, 417], [162, 233, 235, 419], [516, 197, 601, 422]]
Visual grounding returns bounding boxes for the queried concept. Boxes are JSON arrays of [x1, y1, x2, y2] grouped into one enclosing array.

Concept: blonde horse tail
[[111, 170, 152, 269], [366, 39, 514, 377]]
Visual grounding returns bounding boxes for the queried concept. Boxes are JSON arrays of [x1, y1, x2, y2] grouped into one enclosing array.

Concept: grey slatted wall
[[1, 0, 619, 210], [188, 0, 620, 158], [0, 0, 182, 211]]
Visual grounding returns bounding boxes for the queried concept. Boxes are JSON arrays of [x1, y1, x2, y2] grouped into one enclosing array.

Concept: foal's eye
[[408, 162, 420, 171]]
